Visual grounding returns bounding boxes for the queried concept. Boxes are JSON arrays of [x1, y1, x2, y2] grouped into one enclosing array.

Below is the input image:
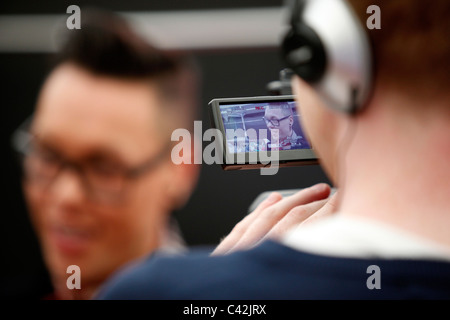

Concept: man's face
[[24, 64, 176, 289], [264, 108, 293, 142]]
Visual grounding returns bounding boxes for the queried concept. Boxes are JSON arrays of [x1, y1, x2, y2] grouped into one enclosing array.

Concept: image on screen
[[219, 100, 311, 154]]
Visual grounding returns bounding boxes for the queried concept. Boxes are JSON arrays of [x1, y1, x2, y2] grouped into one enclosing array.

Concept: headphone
[[281, 0, 373, 114]]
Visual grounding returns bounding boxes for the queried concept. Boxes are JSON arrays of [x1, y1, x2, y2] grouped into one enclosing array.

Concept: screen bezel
[[208, 95, 319, 170]]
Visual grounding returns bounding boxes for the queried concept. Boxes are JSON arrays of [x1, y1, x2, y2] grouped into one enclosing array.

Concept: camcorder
[[209, 95, 318, 174]]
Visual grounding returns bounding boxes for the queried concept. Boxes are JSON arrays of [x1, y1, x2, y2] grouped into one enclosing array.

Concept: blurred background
[[0, 0, 330, 299]]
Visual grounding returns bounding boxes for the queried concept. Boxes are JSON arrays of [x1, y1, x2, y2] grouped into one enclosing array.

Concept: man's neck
[[337, 100, 450, 248]]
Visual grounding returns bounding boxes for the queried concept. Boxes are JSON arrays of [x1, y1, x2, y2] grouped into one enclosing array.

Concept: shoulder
[[96, 240, 450, 300], [96, 241, 303, 299]]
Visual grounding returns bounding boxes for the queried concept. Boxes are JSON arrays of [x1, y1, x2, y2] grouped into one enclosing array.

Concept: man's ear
[[167, 161, 201, 210]]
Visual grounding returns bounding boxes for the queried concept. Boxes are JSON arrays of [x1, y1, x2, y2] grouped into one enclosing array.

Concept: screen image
[[219, 100, 311, 154]]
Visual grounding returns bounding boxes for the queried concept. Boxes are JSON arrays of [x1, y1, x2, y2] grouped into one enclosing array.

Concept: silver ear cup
[[282, 0, 372, 114]]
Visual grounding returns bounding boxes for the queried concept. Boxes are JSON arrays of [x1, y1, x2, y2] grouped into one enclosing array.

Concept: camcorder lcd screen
[[209, 95, 318, 171]]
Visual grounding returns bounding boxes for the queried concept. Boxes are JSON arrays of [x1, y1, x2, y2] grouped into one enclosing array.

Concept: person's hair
[[51, 8, 199, 133], [266, 102, 293, 117], [348, 0, 450, 104]]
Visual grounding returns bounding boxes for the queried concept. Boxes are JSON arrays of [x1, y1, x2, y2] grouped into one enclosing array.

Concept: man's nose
[[50, 168, 86, 205]]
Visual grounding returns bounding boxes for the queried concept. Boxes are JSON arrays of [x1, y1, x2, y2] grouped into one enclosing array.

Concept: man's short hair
[[266, 102, 293, 117], [349, 0, 450, 103], [51, 8, 199, 133]]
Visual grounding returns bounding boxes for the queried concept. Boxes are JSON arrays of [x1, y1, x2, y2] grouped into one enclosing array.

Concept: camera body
[[209, 95, 318, 171]]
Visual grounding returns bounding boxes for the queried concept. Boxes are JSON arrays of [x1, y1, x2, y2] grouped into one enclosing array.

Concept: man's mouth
[[48, 224, 94, 255]]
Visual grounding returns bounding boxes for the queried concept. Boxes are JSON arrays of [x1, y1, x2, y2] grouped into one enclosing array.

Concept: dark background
[[0, 0, 331, 299]]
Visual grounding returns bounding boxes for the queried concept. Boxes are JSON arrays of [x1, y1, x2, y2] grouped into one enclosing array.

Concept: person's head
[[285, 0, 450, 186], [263, 103, 294, 142], [20, 10, 200, 299]]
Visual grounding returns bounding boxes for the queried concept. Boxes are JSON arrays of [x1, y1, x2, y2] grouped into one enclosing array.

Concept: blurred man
[[97, 0, 450, 299], [13, 10, 200, 299]]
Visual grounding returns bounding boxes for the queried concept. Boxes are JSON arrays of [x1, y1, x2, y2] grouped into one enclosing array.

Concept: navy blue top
[[96, 240, 450, 300]]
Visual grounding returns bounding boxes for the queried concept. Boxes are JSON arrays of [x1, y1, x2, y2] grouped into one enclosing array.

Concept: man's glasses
[[263, 115, 290, 127], [12, 121, 171, 204]]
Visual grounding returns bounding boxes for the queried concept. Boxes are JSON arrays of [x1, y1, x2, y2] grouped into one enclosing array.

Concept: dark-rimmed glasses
[[11, 119, 172, 204], [263, 115, 291, 127]]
